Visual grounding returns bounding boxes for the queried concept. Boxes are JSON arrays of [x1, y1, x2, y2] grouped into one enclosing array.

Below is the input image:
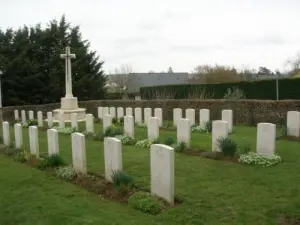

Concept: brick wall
[[2, 100, 300, 125]]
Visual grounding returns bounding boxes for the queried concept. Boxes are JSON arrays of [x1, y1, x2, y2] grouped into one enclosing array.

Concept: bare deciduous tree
[[285, 52, 300, 76], [108, 64, 137, 93]]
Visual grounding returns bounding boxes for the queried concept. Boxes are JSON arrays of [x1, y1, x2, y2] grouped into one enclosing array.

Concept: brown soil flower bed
[[71, 173, 135, 203], [279, 215, 300, 225], [278, 136, 300, 142], [185, 149, 239, 163]]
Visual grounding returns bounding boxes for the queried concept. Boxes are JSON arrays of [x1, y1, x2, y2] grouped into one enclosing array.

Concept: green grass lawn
[[0, 122, 300, 225]]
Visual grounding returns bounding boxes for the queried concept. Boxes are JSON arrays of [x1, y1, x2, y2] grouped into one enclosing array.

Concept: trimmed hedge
[[2, 99, 300, 126], [140, 77, 300, 100]]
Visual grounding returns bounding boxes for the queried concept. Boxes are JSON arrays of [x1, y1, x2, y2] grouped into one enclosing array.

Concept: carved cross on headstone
[[60, 46, 76, 98]]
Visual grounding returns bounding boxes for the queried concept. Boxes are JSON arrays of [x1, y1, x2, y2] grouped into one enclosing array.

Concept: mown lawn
[[0, 122, 300, 225]]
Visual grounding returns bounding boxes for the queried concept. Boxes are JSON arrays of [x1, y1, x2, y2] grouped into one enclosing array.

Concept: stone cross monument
[[53, 46, 86, 121]]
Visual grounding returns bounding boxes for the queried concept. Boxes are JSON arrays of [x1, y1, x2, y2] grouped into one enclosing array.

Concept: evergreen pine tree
[[0, 15, 107, 106]]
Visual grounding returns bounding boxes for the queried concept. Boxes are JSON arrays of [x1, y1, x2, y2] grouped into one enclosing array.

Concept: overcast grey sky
[[1, 0, 300, 73]]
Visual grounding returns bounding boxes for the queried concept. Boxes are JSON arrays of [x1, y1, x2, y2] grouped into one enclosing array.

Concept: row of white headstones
[[3, 109, 299, 205], [1, 119, 175, 205]]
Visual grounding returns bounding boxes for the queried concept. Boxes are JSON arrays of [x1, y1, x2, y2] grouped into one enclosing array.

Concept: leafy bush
[[237, 143, 251, 156], [239, 152, 282, 167], [13, 149, 31, 163], [112, 117, 118, 124], [136, 123, 147, 128], [37, 154, 65, 170], [191, 125, 203, 132], [135, 139, 159, 148], [218, 137, 237, 156], [204, 121, 212, 133], [128, 191, 162, 215], [56, 165, 77, 181], [173, 141, 187, 153], [52, 126, 77, 135], [115, 135, 135, 145], [164, 137, 175, 146], [119, 117, 124, 125], [112, 171, 134, 195], [104, 125, 124, 137], [223, 86, 246, 100]]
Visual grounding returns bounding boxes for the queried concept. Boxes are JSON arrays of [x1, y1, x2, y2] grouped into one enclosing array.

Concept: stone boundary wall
[[1, 100, 300, 125]]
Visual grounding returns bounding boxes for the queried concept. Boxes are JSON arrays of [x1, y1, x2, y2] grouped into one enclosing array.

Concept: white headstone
[[177, 118, 191, 147], [14, 123, 22, 149], [103, 107, 109, 116], [110, 107, 116, 118], [150, 144, 174, 205], [256, 123, 276, 156], [97, 107, 103, 119], [71, 113, 78, 129], [144, 108, 152, 125], [173, 108, 182, 126], [71, 132, 86, 174], [85, 114, 94, 133], [29, 126, 39, 157], [126, 107, 133, 116], [29, 110, 34, 120], [103, 114, 112, 133], [37, 111, 43, 127], [58, 112, 65, 128], [154, 108, 163, 127], [104, 137, 123, 182], [287, 111, 300, 137], [124, 115, 134, 138], [21, 110, 26, 124], [2, 121, 10, 146], [148, 117, 159, 140], [134, 107, 142, 124], [185, 109, 195, 126], [117, 107, 124, 119], [221, 110, 233, 133], [47, 129, 59, 155], [199, 109, 210, 129], [212, 120, 228, 152], [47, 112, 53, 128], [14, 110, 19, 121]]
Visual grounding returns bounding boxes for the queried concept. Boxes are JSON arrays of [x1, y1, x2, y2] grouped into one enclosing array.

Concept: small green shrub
[[173, 141, 187, 153], [136, 123, 147, 128], [119, 117, 124, 125], [239, 152, 282, 167], [52, 126, 77, 135], [104, 125, 124, 137], [218, 137, 237, 156], [191, 124, 203, 132], [112, 171, 134, 195], [112, 117, 118, 124], [204, 121, 212, 133], [37, 154, 65, 170], [163, 137, 175, 146], [135, 139, 158, 148], [163, 121, 173, 129], [115, 135, 135, 145], [56, 165, 77, 181], [237, 143, 251, 156], [128, 192, 162, 215], [13, 149, 31, 163]]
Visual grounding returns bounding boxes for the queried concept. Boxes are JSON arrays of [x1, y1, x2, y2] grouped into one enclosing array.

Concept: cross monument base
[[53, 96, 86, 121]]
